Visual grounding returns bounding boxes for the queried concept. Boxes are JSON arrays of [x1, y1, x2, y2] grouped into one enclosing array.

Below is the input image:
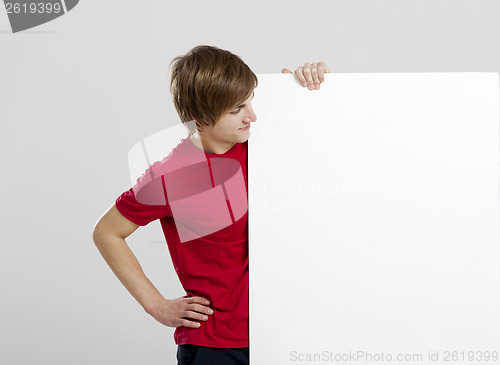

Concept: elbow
[[92, 220, 104, 247]]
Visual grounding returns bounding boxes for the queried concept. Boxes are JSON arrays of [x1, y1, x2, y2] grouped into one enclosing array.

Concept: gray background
[[0, 0, 499, 364]]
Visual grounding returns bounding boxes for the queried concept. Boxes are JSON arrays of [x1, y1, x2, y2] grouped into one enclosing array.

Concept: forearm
[[93, 234, 163, 314]]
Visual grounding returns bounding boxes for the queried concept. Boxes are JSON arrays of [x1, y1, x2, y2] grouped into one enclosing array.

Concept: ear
[[189, 116, 203, 134]]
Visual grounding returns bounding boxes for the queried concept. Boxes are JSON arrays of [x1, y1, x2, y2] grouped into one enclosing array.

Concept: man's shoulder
[[147, 137, 208, 177]]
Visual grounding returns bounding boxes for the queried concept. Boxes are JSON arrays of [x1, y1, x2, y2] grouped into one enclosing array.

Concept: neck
[[190, 132, 235, 155]]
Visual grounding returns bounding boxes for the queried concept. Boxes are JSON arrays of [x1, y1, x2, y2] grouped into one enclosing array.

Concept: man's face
[[204, 91, 257, 145]]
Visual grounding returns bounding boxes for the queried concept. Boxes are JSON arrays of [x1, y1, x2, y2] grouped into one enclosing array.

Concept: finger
[[184, 310, 209, 321], [294, 66, 307, 87], [302, 62, 315, 90], [180, 318, 201, 328], [319, 61, 330, 73], [187, 296, 210, 305], [282, 68, 293, 74], [187, 303, 214, 315], [310, 62, 321, 89], [318, 68, 325, 84], [318, 61, 330, 83]]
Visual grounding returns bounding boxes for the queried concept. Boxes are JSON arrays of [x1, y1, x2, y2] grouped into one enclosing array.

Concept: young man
[[92, 45, 329, 365]]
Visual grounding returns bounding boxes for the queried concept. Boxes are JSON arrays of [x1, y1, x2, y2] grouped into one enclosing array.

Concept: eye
[[231, 108, 242, 114]]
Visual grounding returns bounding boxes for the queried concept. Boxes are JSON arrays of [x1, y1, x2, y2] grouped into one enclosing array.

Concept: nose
[[245, 105, 257, 123]]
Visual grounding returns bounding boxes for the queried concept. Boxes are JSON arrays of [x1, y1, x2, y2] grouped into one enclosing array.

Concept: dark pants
[[177, 344, 249, 365]]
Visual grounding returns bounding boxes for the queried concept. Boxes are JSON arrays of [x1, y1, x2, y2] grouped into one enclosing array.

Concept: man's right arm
[[92, 204, 213, 328]]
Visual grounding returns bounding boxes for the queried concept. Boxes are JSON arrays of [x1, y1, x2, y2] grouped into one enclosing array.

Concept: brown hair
[[169, 45, 258, 135]]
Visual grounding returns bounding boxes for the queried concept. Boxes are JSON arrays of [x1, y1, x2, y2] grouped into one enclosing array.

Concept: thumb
[[281, 68, 293, 74]]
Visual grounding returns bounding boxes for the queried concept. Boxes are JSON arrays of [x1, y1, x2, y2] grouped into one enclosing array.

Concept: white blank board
[[249, 73, 500, 365]]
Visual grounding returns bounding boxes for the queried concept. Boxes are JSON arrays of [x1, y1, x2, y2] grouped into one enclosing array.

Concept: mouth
[[239, 125, 250, 130]]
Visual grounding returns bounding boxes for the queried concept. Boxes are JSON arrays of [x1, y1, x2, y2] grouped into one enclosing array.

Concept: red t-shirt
[[115, 136, 249, 348]]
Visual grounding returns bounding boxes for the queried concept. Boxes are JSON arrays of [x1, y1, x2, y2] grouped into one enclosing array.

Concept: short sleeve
[[115, 160, 173, 226], [114, 137, 207, 227], [115, 187, 171, 226]]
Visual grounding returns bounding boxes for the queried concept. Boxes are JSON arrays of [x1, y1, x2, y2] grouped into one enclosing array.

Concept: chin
[[239, 135, 251, 143], [236, 131, 250, 143]]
